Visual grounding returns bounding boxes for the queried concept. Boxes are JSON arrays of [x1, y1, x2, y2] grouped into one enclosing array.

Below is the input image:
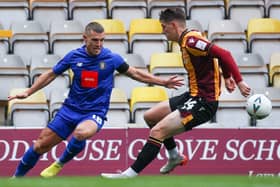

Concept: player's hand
[[237, 81, 251, 97], [164, 75, 184, 89], [224, 77, 236, 93], [8, 92, 29, 101]]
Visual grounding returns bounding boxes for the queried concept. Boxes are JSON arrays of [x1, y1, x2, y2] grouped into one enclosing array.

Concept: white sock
[[122, 167, 138, 177], [168, 147, 179, 159]]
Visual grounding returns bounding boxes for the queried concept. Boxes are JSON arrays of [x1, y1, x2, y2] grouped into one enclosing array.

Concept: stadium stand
[[69, 0, 108, 27], [187, 0, 226, 32], [0, 54, 29, 101], [215, 89, 248, 128], [207, 19, 248, 58], [103, 88, 130, 128], [186, 19, 204, 33], [94, 19, 129, 55], [130, 86, 168, 125], [247, 18, 280, 65], [49, 87, 69, 118], [0, 0, 29, 30], [49, 20, 84, 57], [129, 18, 169, 66], [0, 27, 12, 55], [108, 0, 148, 31], [148, 0, 186, 19], [266, 0, 280, 20], [30, 54, 70, 100], [226, 0, 265, 31], [114, 53, 148, 99], [0, 0, 279, 129], [269, 52, 280, 87], [235, 53, 269, 89], [10, 21, 49, 66], [252, 87, 280, 127], [29, 0, 69, 32], [149, 52, 187, 96], [7, 88, 49, 127]]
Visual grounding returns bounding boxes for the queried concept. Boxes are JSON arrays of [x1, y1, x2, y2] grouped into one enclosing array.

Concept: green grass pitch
[[1, 175, 280, 187]]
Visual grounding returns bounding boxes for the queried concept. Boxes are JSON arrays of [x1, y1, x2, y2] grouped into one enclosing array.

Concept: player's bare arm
[[237, 81, 251, 97], [224, 77, 236, 93], [8, 69, 57, 101], [125, 66, 184, 89]]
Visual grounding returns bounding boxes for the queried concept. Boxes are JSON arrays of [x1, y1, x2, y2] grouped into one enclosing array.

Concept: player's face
[[161, 21, 177, 41], [83, 30, 105, 56]]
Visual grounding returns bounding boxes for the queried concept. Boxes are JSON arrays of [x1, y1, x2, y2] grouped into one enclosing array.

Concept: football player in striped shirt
[[101, 8, 251, 179]]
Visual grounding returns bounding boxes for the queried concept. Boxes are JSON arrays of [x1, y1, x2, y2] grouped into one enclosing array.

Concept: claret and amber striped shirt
[[179, 30, 243, 102]]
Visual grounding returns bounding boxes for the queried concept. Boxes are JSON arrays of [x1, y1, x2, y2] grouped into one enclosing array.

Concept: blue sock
[[58, 137, 86, 165], [14, 146, 41, 177]]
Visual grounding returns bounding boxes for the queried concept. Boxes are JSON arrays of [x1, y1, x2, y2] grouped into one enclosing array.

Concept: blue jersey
[[53, 45, 125, 119]]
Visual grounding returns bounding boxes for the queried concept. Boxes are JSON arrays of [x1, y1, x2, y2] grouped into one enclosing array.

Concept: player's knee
[[73, 129, 89, 140], [33, 142, 52, 154], [150, 126, 164, 140], [143, 111, 156, 128]]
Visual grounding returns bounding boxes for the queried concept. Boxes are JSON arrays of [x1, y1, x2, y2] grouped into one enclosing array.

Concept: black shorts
[[169, 92, 218, 131]]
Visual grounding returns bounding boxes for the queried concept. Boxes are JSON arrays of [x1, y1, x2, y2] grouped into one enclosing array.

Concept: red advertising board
[[0, 128, 279, 177]]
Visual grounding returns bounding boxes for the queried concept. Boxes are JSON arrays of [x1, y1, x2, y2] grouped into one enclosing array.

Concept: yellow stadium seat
[[8, 88, 49, 127], [247, 18, 280, 39], [247, 18, 280, 64], [149, 52, 184, 73], [269, 53, 280, 87], [130, 86, 168, 124], [129, 18, 169, 66], [149, 52, 187, 97], [94, 19, 128, 55], [129, 18, 162, 40]]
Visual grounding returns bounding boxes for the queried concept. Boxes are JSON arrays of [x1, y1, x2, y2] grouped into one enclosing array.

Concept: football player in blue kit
[[8, 22, 184, 178]]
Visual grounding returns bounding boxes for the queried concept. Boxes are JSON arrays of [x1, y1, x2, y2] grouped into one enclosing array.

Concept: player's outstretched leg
[[40, 137, 86, 178], [40, 161, 62, 178], [160, 154, 188, 174], [101, 136, 162, 179], [101, 167, 137, 179]]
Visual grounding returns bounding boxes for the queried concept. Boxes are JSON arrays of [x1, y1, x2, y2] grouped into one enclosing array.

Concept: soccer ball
[[246, 94, 272, 120]]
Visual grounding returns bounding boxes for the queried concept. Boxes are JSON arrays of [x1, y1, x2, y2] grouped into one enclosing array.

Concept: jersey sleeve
[[113, 54, 129, 73], [182, 31, 242, 83], [209, 44, 243, 83], [52, 53, 72, 75], [182, 32, 212, 56]]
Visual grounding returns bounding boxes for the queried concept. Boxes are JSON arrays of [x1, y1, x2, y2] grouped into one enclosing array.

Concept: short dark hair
[[159, 8, 186, 23], [85, 22, 104, 34]]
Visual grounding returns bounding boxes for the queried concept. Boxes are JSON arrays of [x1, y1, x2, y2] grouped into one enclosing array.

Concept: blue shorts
[[47, 105, 105, 140]]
